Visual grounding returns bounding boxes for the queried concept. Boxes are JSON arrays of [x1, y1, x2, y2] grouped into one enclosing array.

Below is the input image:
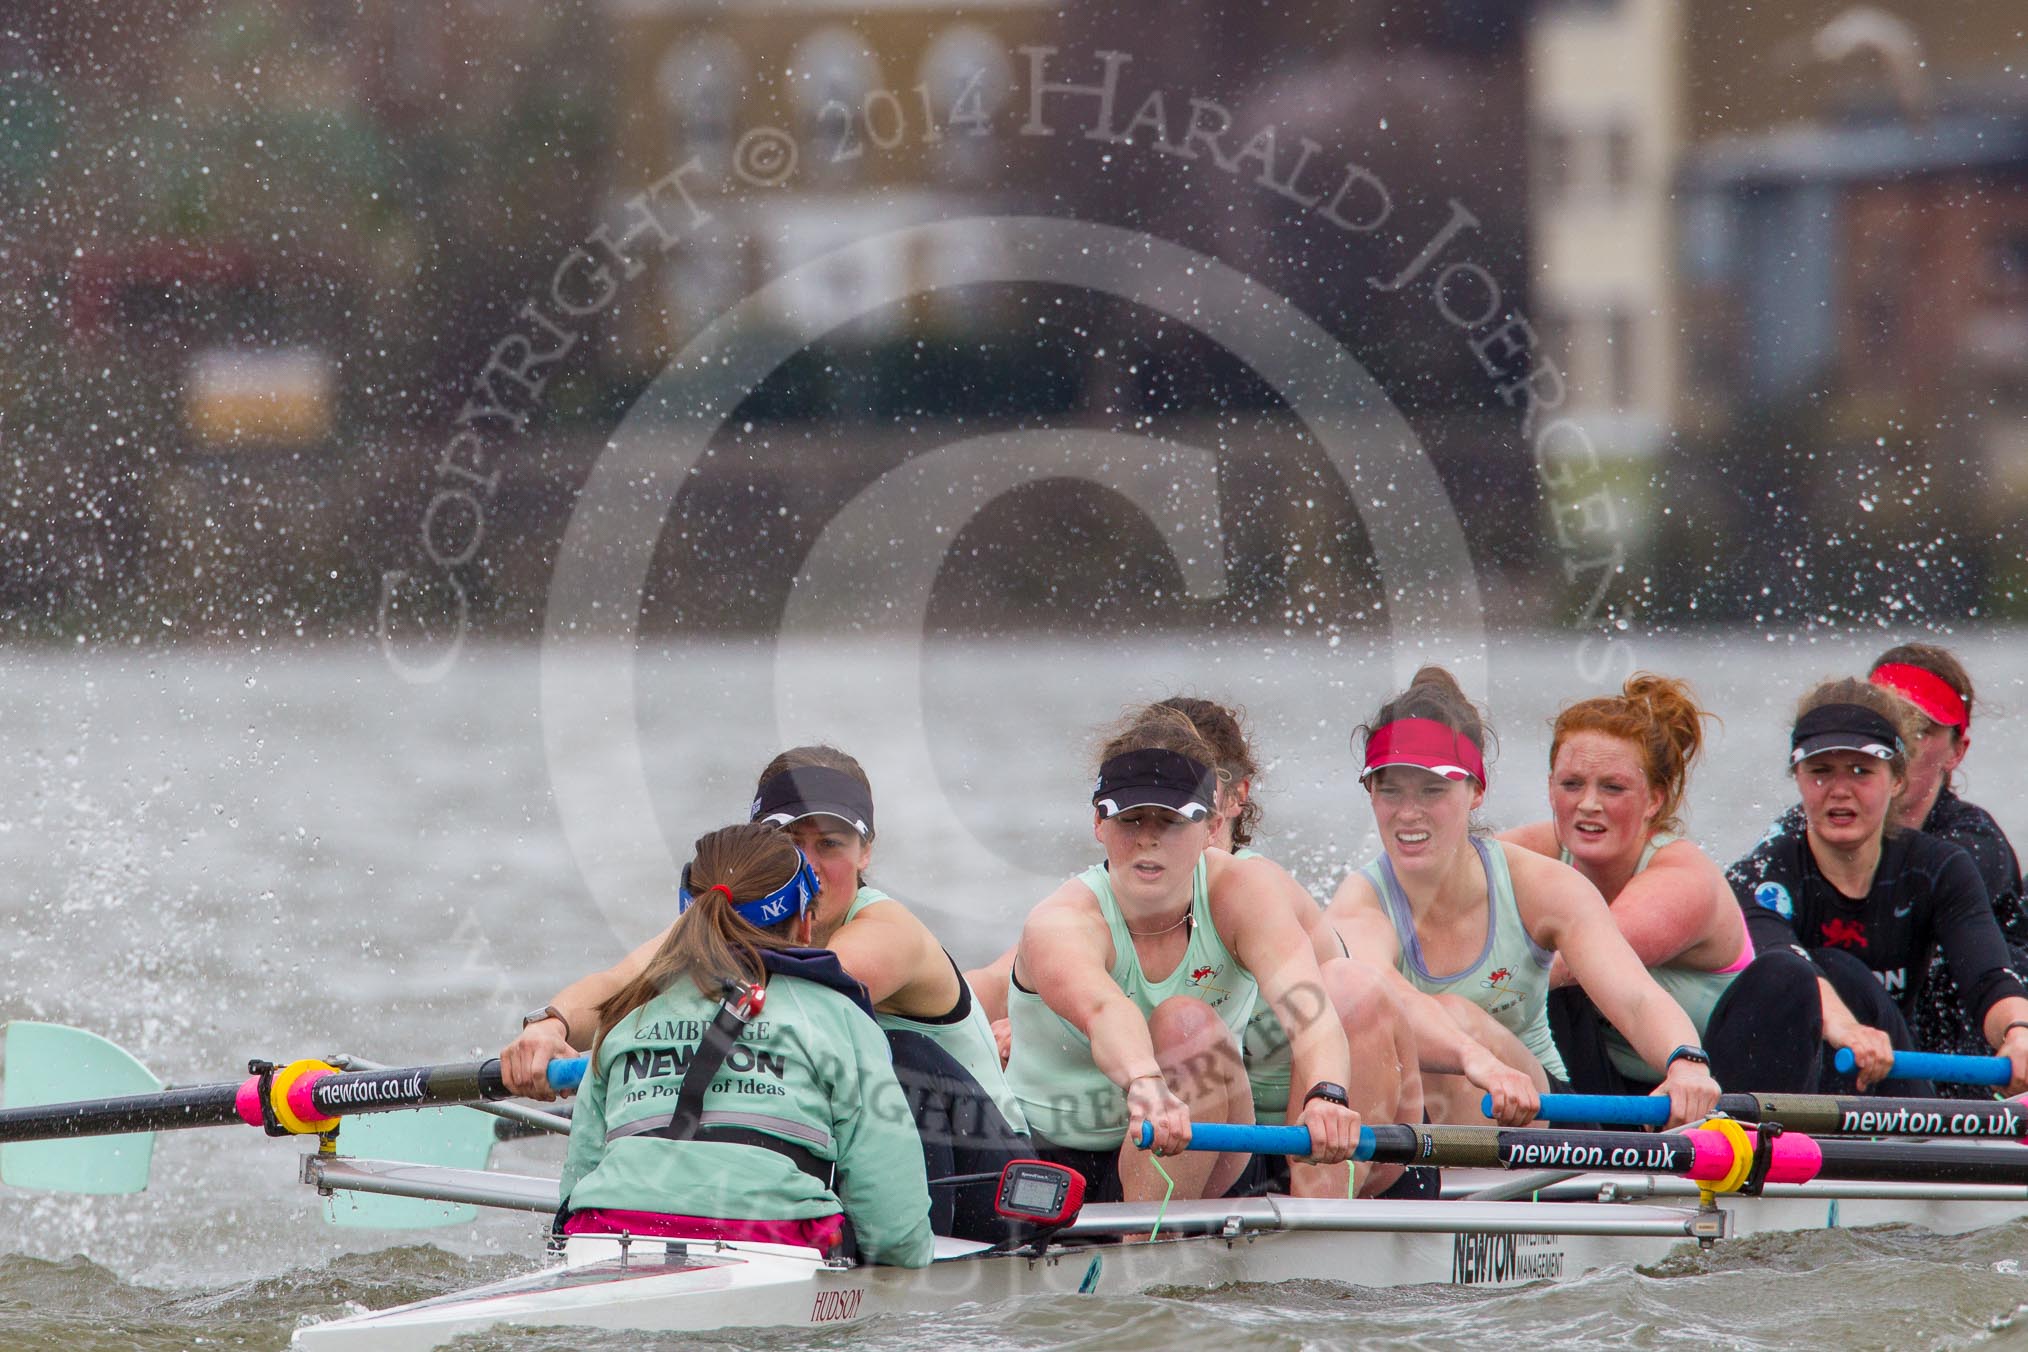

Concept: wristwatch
[[1302, 1081, 1350, 1108], [1664, 1045, 1710, 1070], [521, 1005, 569, 1036]]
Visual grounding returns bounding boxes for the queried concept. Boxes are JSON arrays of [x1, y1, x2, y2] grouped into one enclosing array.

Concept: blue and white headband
[[679, 851, 821, 929]]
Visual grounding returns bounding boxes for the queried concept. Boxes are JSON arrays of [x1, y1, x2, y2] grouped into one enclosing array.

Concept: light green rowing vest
[[1004, 858, 1258, 1150], [1561, 833, 1740, 1079], [843, 886, 1028, 1134], [1365, 836, 1567, 1082]]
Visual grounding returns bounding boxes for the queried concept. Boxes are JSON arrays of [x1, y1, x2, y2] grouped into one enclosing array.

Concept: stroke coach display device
[[993, 1160, 1085, 1227]]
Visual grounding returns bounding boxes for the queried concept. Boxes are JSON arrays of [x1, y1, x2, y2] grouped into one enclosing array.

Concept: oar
[[0, 1052, 587, 1145], [0, 1023, 584, 1207], [1485, 1091, 2028, 1138], [1833, 1047, 2012, 1087], [1135, 1120, 2028, 1187]]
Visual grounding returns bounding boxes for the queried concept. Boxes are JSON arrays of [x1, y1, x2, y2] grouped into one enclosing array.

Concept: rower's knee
[[1148, 996, 1242, 1099], [1148, 995, 1229, 1056]]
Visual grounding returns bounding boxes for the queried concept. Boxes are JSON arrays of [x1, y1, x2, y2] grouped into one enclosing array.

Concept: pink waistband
[[1714, 926, 1757, 976], [562, 1208, 846, 1253]]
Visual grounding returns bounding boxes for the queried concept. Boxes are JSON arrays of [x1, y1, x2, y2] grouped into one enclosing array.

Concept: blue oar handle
[[1834, 1047, 2011, 1086], [1131, 1120, 1375, 1159], [547, 1057, 587, 1092], [1482, 1092, 1669, 1127]]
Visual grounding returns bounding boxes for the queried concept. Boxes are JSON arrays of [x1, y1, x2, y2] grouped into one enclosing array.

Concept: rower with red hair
[[1502, 674, 1822, 1097]]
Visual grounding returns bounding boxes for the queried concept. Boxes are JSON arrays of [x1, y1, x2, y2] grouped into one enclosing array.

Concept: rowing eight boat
[[289, 1142, 2028, 1348]]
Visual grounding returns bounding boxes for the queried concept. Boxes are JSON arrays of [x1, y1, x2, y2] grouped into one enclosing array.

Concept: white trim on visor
[[1094, 796, 1211, 820], [760, 808, 871, 836], [1789, 740, 1896, 765], [1358, 758, 1477, 783]]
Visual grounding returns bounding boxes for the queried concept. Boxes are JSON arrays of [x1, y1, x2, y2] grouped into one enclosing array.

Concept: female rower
[[1726, 680, 2028, 1095], [1153, 696, 1538, 1131], [1761, 646, 2025, 1071], [1324, 667, 1722, 1126], [1499, 674, 1821, 1096], [558, 823, 933, 1267], [1003, 708, 1362, 1203], [506, 745, 1025, 1240]]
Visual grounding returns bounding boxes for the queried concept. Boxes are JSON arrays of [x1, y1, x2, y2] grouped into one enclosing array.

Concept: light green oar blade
[[2, 1022, 161, 1194], [322, 1106, 498, 1229]]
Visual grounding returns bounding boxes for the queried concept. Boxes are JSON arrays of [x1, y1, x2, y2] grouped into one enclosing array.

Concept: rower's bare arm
[[828, 902, 940, 1008], [1979, 997, 2028, 1094], [1599, 842, 1737, 971], [1020, 891, 1163, 1086], [1215, 861, 1360, 1165], [1220, 859, 1352, 1094], [1322, 870, 1402, 968], [965, 945, 1017, 1023], [1494, 820, 1561, 856], [1231, 852, 1338, 962], [1325, 878, 1535, 1118], [499, 923, 671, 1098], [1510, 846, 1717, 1119]]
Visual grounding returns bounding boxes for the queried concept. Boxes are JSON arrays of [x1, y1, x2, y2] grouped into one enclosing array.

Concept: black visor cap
[[1790, 702, 1902, 766], [750, 765, 875, 838], [1092, 748, 1217, 821]]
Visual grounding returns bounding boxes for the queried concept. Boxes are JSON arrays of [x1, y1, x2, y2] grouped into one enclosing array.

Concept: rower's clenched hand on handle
[[1464, 1046, 1540, 1127], [501, 1017, 577, 1100], [1126, 1073, 1191, 1157], [1825, 1012, 1896, 1091], [1982, 1001, 2028, 1096], [500, 925, 674, 1098], [1293, 1095, 1359, 1165], [1655, 1053, 1722, 1128]]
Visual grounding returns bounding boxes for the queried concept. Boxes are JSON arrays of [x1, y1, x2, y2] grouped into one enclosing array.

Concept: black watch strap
[[1302, 1081, 1350, 1108]]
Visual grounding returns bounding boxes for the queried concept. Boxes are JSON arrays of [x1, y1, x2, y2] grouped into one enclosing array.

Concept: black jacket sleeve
[[1729, 836, 1812, 965], [1929, 841, 2028, 1024], [1935, 803, 2028, 944]]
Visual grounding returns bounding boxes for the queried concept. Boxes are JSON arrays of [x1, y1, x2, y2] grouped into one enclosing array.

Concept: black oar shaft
[[1815, 1138, 2028, 1185], [1736, 1094, 2028, 1139], [0, 1059, 516, 1145], [1366, 1124, 1701, 1174], [0, 1083, 244, 1143], [306, 1061, 508, 1116]]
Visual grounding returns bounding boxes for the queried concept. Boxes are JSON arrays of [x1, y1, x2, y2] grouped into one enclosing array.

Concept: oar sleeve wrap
[[1834, 1047, 2011, 1086], [1679, 1124, 1822, 1186]]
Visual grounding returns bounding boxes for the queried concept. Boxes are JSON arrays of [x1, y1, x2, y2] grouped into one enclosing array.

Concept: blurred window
[[658, 34, 745, 172], [1679, 193, 1738, 284], [1534, 123, 1573, 202], [1603, 123, 1636, 196], [1994, 231, 2028, 298], [918, 25, 1014, 183], [1606, 308, 1638, 408], [789, 27, 884, 183]]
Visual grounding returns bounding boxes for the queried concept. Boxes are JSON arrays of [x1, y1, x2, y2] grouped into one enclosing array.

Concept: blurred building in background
[[3, 1, 2020, 639], [1526, 0, 2028, 618]]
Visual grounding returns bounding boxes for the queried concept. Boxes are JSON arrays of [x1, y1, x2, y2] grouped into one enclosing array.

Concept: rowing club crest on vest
[[1187, 962, 1233, 1001]]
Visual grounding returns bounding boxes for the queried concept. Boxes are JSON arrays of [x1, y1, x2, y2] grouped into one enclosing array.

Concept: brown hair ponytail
[[1357, 664, 1495, 759], [593, 823, 807, 1050], [1154, 696, 1262, 848], [1550, 672, 1716, 833]]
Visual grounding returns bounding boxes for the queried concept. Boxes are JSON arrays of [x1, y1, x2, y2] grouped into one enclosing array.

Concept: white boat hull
[[292, 1172, 2028, 1349], [292, 1196, 1701, 1349]]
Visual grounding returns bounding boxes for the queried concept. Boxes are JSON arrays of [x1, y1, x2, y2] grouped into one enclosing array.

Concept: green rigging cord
[[1147, 1152, 1176, 1240]]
